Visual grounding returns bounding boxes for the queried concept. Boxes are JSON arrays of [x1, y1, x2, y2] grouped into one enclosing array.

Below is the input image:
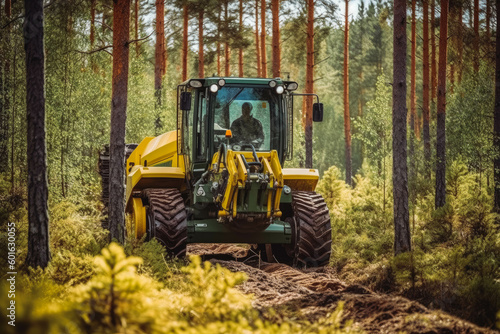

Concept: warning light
[[225, 130, 232, 138]]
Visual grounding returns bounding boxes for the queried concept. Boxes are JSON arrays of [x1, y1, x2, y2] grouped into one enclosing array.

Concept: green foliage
[[67, 243, 360, 333], [447, 68, 496, 175], [353, 71, 392, 181], [0, 269, 71, 334], [49, 201, 108, 256]]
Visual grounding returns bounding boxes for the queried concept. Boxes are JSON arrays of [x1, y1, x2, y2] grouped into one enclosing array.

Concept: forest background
[[0, 0, 500, 332]]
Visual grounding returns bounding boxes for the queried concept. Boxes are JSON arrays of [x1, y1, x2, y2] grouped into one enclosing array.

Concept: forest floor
[[188, 244, 498, 334]]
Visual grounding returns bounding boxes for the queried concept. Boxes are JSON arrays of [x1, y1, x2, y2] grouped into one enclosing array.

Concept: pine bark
[[108, 0, 130, 244], [431, 0, 437, 101], [409, 0, 416, 180], [457, 5, 463, 83], [255, 0, 261, 76], [24, 0, 50, 268], [239, 0, 244, 77], [392, 0, 411, 255], [343, 0, 352, 186], [473, 0, 479, 72], [224, 2, 231, 77], [423, 0, 431, 172], [198, 10, 205, 78], [155, 0, 165, 96], [494, 0, 500, 211], [182, 4, 188, 81], [260, 0, 267, 77], [486, 0, 490, 40], [0, 1, 10, 167], [304, 0, 314, 169], [217, 10, 221, 76], [435, 0, 448, 208], [271, 0, 281, 78], [135, 0, 139, 57], [90, 0, 96, 49]]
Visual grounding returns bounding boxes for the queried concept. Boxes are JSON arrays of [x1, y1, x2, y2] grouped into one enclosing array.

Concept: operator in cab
[[230, 102, 265, 148]]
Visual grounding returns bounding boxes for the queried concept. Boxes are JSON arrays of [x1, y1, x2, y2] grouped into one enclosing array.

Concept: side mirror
[[180, 91, 192, 111], [313, 103, 324, 122]]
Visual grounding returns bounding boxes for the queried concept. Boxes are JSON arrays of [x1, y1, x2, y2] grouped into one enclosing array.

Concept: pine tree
[[134, 0, 140, 57], [423, 0, 431, 172], [198, 8, 205, 77], [494, 1, 500, 211], [260, 0, 267, 77], [271, 0, 281, 78], [24, 0, 50, 268], [392, 0, 411, 255], [431, 0, 437, 101], [108, 0, 131, 244], [304, 0, 314, 169], [182, 4, 188, 81], [343, 0, 352, 185], [255, 0, 261, 76], [154, 0, 166, 134], [435, 0, 449, 208], [409, 0, 416, 181], [239, 0, 244, 77], [473, 0, 479, 72]]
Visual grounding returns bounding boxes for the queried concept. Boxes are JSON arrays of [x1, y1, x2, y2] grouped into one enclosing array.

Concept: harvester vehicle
[[101, 77, 332, 268]]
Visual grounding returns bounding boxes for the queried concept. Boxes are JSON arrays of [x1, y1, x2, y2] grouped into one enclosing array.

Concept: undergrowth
[[318, 161, 500, 328], [0, 194, 360, 333]]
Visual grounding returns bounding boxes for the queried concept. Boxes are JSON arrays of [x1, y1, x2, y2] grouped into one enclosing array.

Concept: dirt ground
[[188, 244, 498, 334]]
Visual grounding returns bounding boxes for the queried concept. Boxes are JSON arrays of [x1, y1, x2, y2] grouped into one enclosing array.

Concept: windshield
[[212, 86, 280, 152]]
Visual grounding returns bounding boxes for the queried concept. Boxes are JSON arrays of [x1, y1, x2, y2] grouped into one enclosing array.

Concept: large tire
[[142, 188, 187, 258], [263, 191, 331, 268]]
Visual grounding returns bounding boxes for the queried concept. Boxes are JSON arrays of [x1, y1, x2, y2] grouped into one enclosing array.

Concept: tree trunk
[[494, 0, 500, 211], [182, 4, 188, 81], [392, 0, 411, 255], [423, 0, 431, 173], [0, 1, 10, 168], [486, 0, 490, 40], [135, 0, 139, 57], [431, 0, 437, 101], [155, 0, 165, 98], [409, 0, 416, 180], [435, 0, 448, 209], [255, 0, 261, 76], [343, 0, 352, 186], [457, 5, 463, 83], [108, 0, 130, 244], [224, 2, 230, 77], [304, 0, 314, 169], [217, 10, 221, 76], [10, 49, 15, 191], [260, 0, 267, 77], [24, 0, 50, 268], [271, 0, 280, 78], [239, 0, 244, 77], [90, 0, 96, 49], [198, 10, 205, 78], [473, 0, 479, 72]]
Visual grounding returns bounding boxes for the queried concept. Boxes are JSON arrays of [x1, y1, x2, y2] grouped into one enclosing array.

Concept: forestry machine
[[100, 77, 332, 267]]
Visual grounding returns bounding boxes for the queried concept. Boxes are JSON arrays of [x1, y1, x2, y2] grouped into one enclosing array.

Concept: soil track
[[188, 244, 497, 334]]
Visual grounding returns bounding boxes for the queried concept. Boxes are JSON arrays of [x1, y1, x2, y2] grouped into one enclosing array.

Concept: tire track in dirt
[[189, 244, 497, 333]]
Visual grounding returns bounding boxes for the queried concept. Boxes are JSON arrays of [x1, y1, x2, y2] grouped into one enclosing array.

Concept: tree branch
[[75, 45, 113, 55], [126, 30, 154, 45]]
